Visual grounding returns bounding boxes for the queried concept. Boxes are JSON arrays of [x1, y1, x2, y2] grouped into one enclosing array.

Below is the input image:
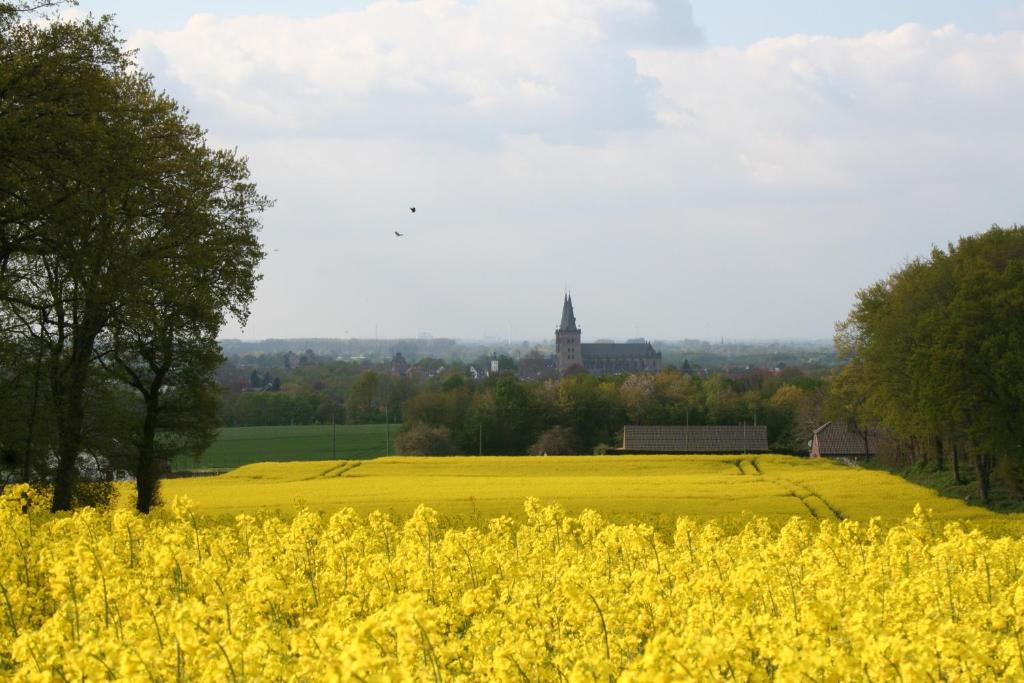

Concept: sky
[[69, 1, 1024, 341]]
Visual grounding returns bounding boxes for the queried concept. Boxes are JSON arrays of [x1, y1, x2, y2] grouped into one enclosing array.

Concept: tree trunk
[[134, 367, 168, 514], [972, 450, 994, 504], [50, 348, 90, 511], [51, 397, 85, 510], [933, 435, 945, 471], [22, 344, 43, 483], [952, 442, 964, 485], [49, 325, 101, 512], [135, 386, 163, 513]]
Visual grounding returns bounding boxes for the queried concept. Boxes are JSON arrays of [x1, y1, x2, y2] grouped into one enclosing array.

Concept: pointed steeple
[[558, 292, 578, 332]]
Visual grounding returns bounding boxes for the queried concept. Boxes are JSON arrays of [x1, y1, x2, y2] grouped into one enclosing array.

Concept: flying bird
[[394, 231, 404, 237], [409, 207, 416, 213]]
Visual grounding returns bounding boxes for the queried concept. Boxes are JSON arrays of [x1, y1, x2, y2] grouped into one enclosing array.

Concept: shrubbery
[[394, 424, 454, 455]]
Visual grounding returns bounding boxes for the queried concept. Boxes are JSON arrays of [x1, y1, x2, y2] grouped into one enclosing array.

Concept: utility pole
[[385, 404, 390, 456], [332, 414, 336, 459]]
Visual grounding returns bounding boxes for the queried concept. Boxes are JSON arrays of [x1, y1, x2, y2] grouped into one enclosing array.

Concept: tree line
[[214, 351, 828, 456], [832, 226, 1024, 505], [398, 369, 828, 456], [0, 4, 266, 511]]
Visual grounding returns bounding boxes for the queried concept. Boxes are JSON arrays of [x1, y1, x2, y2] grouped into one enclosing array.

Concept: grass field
[[170, 423, 399, 471], [161, 454, 1024, 534]]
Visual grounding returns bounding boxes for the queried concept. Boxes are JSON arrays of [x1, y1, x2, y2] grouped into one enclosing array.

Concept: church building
[[554, 294, 662, 375]]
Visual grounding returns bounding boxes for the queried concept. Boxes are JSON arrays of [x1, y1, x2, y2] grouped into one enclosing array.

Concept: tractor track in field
[[783, 482, 844, 521], [731, 457, 843, 520], [731, 458, 764, 476], [314, 462, 363, 479]]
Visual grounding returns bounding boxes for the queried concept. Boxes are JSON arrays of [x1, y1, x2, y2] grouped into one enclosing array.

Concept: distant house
[[809, 421, 882, 459], [618, 425, 768, 454], [518, 353, 557, 380]]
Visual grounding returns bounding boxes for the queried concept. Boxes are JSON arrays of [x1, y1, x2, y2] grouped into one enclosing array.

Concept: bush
[[395, 424, 454, 456], [530, 426, 579, 455]]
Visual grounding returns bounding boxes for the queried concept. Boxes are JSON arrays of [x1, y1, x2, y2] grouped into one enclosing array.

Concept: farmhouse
[[618, 425, 768, 454], [809, 421, 883, 459], [554, 294, 661, 375]]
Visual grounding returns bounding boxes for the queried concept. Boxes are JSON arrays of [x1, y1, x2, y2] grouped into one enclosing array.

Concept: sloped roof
[[558, 294, 578, 332], [583, 342, 660, 358], [812, 421, 883, 456], [622, 425, 768, 453]]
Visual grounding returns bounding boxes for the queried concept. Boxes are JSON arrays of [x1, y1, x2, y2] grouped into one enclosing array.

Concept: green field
[[162, 454, 1024, 535], [171, 424, 399, 471]]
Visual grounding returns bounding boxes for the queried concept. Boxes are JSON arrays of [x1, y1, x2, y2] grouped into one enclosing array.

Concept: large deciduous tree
[[99, 97, 266, 513], [0, 12, 266, 510], [1, 16, 145, 510]]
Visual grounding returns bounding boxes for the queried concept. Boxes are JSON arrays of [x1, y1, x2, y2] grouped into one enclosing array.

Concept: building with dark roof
[[554, 294, 661, 375], [517, 352, 557, 380], [809, 421, 883, 459], [619, 425, 768, 453]]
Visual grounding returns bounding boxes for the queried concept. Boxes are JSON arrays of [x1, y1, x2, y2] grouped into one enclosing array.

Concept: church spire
[[558, 292, 578, 332]]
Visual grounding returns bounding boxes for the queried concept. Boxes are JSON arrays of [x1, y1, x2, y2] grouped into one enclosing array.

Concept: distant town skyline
[[70, 0, 1024, 340]]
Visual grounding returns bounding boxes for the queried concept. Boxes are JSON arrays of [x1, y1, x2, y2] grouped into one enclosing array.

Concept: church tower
[[555, 293, 582, 374]]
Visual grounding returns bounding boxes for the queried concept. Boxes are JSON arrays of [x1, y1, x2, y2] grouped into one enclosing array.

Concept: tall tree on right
[[838, 226, 1024, 502], [924, 230, 1024, 501]]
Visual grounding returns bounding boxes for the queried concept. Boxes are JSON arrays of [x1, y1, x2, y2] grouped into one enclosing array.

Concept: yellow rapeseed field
[[162, 455, 1022, 534], [4, 479, 1024, 680]]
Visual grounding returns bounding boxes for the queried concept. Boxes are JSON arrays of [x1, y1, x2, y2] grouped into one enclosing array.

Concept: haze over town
[[77, 0, 1024, 341]]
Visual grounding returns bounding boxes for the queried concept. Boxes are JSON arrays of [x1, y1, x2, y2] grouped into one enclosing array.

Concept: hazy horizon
[[73, 0, 1024, 341], [215, 334, 835, 349], [217, 334, 835, 345]]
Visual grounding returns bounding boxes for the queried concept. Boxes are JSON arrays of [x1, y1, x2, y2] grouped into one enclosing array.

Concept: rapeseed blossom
[[1, 484, 1023, 680]]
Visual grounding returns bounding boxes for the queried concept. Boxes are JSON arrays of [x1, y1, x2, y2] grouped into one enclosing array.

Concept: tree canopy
[[0, 10, 267, 510], [837, 225, 1024, 501]]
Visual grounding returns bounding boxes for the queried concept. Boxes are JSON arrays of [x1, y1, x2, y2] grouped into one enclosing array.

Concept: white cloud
[[137, 11, 1024, 188], [635, 24, 1024, 190], [133, 0, 702, 144]]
